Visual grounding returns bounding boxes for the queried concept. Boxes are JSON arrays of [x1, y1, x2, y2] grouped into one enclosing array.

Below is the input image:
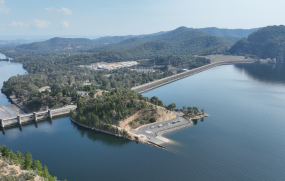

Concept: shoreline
[[69, 117, 132, 139], [69, 112, 209, 148], [69, 117, 180, 149], [70, 111, 209, 148], [69, 117, 167, 148], [8, 95, 31, 114]]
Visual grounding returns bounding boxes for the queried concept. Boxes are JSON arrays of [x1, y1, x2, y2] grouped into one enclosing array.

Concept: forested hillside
[[199, 27, 259, 37], [10, 26, 258, 55], [229, 25, 285, 62], [13, 31, 168, 53], [15, 37, 97, 52], [10, 26, 247, 56], [92, 31, 167, 47], [0, 145, 59, 181], [87, 26, 236, 55], [62, 27, 236, 64]]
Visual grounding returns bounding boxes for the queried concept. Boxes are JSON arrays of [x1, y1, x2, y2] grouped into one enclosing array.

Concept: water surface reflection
[[234, 63, 285, 84]]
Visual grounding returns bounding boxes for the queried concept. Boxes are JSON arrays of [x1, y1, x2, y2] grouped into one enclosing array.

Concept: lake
[[1, 59, 285, 181]]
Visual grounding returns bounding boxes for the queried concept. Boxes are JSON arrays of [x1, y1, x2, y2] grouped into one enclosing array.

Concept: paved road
[[130, 111, 191, 144], [131, 60, 256, 93]]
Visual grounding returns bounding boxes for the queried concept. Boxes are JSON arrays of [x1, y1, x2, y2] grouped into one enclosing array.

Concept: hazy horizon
[[1, 0, 285, 36], [0, 26, 262, 40]]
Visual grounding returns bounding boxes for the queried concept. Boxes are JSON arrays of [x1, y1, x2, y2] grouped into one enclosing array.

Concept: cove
[[1, 61, 285, 181]]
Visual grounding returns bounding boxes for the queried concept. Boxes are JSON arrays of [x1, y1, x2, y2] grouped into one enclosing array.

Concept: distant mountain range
[[198, 27, 259, 37], [12, 27, 259, 54], [86, 26, 241, 54], [15, 37, 98, 52], [230, 25, 285, 62], [13, 31, 168, 52], [61, 27, 244, 64]]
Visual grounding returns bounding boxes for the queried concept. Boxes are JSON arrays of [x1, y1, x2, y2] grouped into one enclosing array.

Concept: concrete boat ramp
[[149, 137, 169, 145]]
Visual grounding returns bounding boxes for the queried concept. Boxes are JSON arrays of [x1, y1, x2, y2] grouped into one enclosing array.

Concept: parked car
[[158, 124, 162, 127], [150, 126, 154, 129]]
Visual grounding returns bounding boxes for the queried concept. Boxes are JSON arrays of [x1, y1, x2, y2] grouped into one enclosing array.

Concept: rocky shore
[[69, 117, 167, 148], [69, 117, 133, 140]]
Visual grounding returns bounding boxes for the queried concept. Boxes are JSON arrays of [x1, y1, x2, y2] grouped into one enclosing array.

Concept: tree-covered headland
[[70, 88, 204, 133]]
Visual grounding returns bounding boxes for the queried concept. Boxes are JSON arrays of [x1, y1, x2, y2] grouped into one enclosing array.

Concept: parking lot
[[130, 112, 192, 144]]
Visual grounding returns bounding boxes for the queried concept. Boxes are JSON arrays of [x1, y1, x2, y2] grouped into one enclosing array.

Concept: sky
[[0, 0, 285, 37]]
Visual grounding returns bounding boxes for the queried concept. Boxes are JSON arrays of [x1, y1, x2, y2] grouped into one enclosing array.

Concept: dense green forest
[[70, 88, 155, 132], [71, 88, 188, 129], [15, 37, 98, 52], [229, 25, 285, 62], [198, 27, 259, 37], [11, 31, 168, 54], [71, 88, 203, 130], [92, 31, 167, 47], [85, 27, 238, 59], [0, 145, 61, 181], [2, 65, 175, 111]]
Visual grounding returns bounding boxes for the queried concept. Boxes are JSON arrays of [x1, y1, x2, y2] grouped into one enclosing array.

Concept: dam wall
[[0, 105, 77, 128], [131, 60, 256, 93]]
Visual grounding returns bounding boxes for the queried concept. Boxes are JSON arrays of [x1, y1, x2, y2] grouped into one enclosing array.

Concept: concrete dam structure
[[0, 105, 77, 128], [131, 60, 256, 93], [0, 104, 25, 119]]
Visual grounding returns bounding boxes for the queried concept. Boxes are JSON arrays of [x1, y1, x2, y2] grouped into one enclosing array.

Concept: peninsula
[[69, 88, 208, 147]]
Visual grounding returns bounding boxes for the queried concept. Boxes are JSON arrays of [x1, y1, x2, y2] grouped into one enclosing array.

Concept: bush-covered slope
[[199, 27, 259, 37], [92, 31, 167, 47], [15, 37, 97, 52], [64, 27, 234, 63], [229, 25, 285, 61], [14, 32, 168, 53], [87, 27, 235, 54]]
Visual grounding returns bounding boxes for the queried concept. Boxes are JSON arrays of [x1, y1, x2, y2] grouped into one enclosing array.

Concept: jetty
[[0, 105, 77, 128], [131, 60, 256, 93]]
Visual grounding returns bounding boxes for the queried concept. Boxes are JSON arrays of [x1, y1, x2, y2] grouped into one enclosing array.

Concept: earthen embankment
[[131, 60, 256, 93]]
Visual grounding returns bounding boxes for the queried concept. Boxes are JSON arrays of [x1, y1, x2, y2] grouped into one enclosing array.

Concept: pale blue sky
[[1, 0, 284, 37]]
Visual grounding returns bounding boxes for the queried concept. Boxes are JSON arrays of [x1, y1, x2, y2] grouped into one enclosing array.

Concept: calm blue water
[[0, 53, 26, 105], [1, 62, 285, 181]]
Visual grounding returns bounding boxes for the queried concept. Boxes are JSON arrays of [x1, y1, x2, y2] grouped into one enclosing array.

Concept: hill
[[15, 37, 97, 52], [198, 27, 259, 37], [92, 31, 167, 47], [87, 26, 236, 54], [62, 26, 236, 65], [229, 25, 285, 62]]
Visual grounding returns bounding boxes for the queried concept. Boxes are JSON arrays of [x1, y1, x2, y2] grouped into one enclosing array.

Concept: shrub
[[149, 117, 156, 123]]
